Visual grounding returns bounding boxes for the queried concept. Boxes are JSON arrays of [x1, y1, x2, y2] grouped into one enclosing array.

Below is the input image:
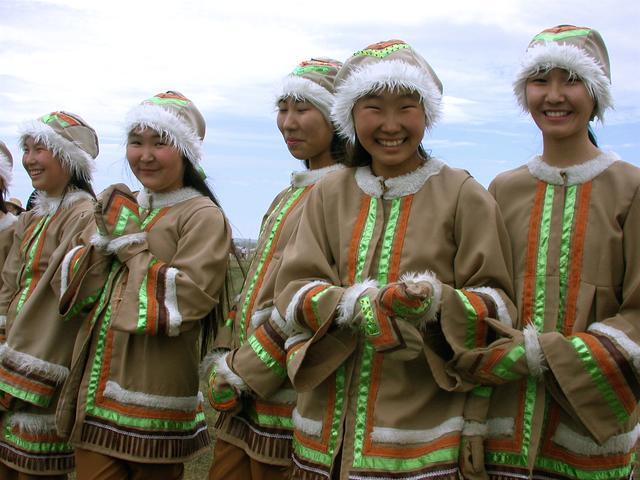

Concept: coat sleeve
[[274, 185, 359, 391], [110, 205, 232, 337], [537, 185, 640, 443], [227, 254, 291, 399], [423, 177, 517, 391], [58, 216, 112, 323], [0, 216, 25, 339]]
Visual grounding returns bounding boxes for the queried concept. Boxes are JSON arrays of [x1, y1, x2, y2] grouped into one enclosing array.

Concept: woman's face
[[352, 89, 426, 178], [127, 128, 185, 193], [276, 97, 334, 167], [22, 137, 71, 196], [526, 68, 595, 143]]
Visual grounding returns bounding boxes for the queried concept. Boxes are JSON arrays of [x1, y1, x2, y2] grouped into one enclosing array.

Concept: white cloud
[[1, 0, 639, 236]]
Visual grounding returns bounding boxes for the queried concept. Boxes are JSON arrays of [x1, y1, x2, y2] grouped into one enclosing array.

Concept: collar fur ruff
[[0, 212, 17, 232], [291, 163, 345, 187], [137, 186, 202, 209], [32, 190, 93, 216], [527, 151, 618, 185], [355, 157, 444, 199]]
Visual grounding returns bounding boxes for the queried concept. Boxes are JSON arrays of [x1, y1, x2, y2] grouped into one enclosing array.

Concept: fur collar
[[291, 164, 346, 188], [355, 157, 444, 199], [32, 189, 93, 216], [137, 187, 202, 209], [527, 151, 618, 185], [0, 213, 17, 232]]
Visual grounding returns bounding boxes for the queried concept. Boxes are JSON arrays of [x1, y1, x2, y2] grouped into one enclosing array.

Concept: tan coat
[[56, 187, 231, 464], [214, 164, 345, 466], [0, 191, 94, 474], [0, 212, 17, 344], [273, 161, 515, 479], [455, 153, 640, 480]]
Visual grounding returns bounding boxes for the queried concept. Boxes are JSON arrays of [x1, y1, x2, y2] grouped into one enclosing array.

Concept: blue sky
[[1, 0, 638, 238]]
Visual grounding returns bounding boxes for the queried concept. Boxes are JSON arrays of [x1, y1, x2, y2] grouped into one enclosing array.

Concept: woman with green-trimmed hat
[[0, 112, 99, 479], [206, 57, 348, 480], [55, 91, 235, 479], [454, 25, 640, 480]]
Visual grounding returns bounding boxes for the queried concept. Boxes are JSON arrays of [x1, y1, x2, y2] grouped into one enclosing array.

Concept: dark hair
[[183, 160, 246, 359], [346, 137, 430, 168], [66, 173, 97, 200], [587, 123, 599, 147], [0, 181, 6, 214]]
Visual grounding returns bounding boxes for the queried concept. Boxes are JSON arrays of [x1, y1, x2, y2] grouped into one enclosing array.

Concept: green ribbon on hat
[[197, 165, 207, 180]]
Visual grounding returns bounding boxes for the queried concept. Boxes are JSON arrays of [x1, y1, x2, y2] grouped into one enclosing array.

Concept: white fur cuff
[[467, 287, 513, 327], [215, 351, 248, 394], [106, 232, 148, 254], [524, 324, 546, 377]]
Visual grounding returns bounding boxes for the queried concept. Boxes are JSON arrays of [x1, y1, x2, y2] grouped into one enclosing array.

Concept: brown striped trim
[[215, 413, 293, 462], [562, 182, 591, 334], [576, 333, 636, 413], [254, 321, 286, 367], [80, 415, 210, 461], [351, 463, 459, 479], [592, 332, 640, 400], [0, 440, 74, 475], [521, 181, 546, 325], [0, 355, 61, 388], [291, 453, 331, 480]]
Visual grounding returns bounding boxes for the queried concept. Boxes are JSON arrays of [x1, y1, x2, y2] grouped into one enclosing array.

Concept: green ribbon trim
[[556, 185, 577, 331], [571, 336, 629, 423], [534, 29, 592, 42], [238, 187, 305, 344], [248, 334, 287, 379], [2, 416, 72, 453]]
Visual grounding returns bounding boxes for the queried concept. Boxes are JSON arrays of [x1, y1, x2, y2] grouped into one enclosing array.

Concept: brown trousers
[[74, 449, 184, 480], [0, 462, 66, 480], [209, 439, 291, 480]]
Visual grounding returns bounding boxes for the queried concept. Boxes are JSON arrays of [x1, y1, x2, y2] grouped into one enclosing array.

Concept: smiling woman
[[452, 25, 640, 480], [0, 112, 99, 479]]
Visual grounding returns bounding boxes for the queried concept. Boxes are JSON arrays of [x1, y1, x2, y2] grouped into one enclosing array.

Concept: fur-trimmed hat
[[125, 91, 205, 166], [513, 25, 612, 121], [19, 112, 99, 182], [331, 39, 443, 144], [276, 58, 343, 122], [0, 141, 12, 187]]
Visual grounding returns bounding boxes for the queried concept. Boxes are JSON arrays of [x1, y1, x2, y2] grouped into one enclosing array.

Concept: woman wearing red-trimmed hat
[[0, 112, 99, 479], [454, 25, 640, 480], [206, 57, 347, 480]]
